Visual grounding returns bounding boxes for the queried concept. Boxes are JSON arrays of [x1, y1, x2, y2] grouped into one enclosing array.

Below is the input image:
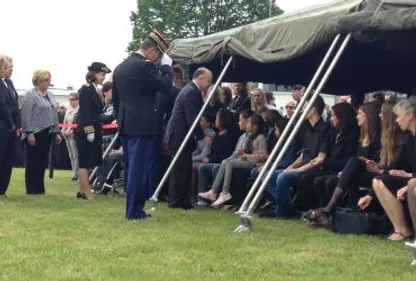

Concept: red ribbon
[[59, 123, 118, 130], [17, 122, 118, 134]]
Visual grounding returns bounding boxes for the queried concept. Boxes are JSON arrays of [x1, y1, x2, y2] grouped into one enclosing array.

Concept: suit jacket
[[164, 82, 204, 150], [0, 80, 14, 131], [76, 83, 104, 134], [229, 92, 250, 114], [113, 53, 172, 135], [5, 79, 21, 127]]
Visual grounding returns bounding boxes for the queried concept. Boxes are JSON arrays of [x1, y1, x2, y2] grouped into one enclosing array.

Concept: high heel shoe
[[83, 190, 96, 200], [76, 192, 87, 199]]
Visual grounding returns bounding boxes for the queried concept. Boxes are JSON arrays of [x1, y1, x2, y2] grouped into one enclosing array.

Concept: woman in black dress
[[303, 102, 384, 227], [295, 102, 360, 212], [76, 62, 111, 200], [372, 97, 416, 241]]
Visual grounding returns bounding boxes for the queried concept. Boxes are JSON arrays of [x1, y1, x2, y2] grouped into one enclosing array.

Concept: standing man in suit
[[113, 29, 173, 220], [0, 55, 19, 197], [164, 68, 213, 209]]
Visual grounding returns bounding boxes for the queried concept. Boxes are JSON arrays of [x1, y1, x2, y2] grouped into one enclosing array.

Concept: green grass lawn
[[0, 169, 415, 280]]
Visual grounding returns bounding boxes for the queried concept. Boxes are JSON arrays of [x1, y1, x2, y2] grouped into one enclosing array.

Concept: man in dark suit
[[164, 67, 213, 209], [113, 29, 173, 220], [229, 82, 250, 115], [0, 56, 20, 197]]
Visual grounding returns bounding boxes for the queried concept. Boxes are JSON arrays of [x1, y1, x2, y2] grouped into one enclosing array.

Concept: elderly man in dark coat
[[113, 29, 173, 220], [164, 67, 213, 209]]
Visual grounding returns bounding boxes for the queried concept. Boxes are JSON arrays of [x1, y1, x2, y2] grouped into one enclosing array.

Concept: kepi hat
[[148, 28, 170, 53]]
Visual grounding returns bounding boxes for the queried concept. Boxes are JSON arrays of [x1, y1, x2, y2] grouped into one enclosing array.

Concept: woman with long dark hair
[[76, 62, 111, 200], [199, 114, 267, 206], [196, 109, 238, 205], [295, 102, 360, 211], [305, 102, 405, 228], [220, 86, 233, 109]]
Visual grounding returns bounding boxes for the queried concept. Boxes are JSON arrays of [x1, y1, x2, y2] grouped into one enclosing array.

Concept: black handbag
[[331, 207, 391, 235]]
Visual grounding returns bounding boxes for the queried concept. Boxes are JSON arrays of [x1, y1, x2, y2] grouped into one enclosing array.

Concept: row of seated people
[[193, 95, 416, 242]]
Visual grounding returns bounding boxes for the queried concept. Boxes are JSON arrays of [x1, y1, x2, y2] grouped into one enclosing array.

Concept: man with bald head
[[164, 67, 213, 209]]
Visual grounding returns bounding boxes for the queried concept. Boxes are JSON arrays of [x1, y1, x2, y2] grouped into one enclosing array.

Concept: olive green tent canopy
[[168, 0, 363, 65], [168, 0, 416, 94]]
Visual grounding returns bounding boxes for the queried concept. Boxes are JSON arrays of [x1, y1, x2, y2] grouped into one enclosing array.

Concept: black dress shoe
[[258, 209, 277, 219], [168, 203, 194, 210]]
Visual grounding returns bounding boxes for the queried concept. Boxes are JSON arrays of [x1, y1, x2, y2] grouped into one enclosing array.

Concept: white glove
[[161, 53, 173, 67], [87, 133, 95, 143]]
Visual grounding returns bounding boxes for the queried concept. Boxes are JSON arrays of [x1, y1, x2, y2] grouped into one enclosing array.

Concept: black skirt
[[76, 132, 103, 169], [375, 174, 412, 194]]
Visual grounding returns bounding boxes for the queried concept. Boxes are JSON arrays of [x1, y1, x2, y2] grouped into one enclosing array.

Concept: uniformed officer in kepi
[[76, 62, 111, 200], [113, 28, 173, 220]]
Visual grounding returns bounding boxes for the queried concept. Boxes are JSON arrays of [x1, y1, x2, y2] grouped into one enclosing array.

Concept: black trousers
[[0, 130, 15, 194], [314, 157, 376, 206], [295, 169, 332, 211], [25, 129, 52, 194], [229, 167, 252, 205], [168, 144, 193, 207], [313, 174, 339, 206]]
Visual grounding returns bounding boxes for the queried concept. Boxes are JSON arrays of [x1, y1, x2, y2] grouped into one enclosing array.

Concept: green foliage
[[128, 0, 284, 52]]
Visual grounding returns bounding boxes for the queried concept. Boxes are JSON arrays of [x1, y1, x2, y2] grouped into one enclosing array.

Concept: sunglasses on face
[[286, 106, 295, 109]]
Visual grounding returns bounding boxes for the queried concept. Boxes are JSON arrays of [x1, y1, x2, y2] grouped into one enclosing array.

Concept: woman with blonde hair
[[21, 69, 61, 194], [372, 97, 416, 241], [250, 88, 268, 115]]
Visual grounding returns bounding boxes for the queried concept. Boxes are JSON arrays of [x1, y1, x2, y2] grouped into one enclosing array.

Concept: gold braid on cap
[[101, 66, 110, 73], [149, 30, 169, 52]]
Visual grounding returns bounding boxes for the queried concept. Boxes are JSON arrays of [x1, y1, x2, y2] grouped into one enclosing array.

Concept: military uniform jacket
[[112, 53, 173, 135], [77, 83, 103, 134]]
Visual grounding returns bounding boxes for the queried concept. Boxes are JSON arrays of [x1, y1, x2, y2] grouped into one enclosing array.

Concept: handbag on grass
[[331, 207, 391, 235]]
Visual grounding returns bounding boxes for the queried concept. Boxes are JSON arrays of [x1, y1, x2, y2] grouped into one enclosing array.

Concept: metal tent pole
[[149, 56, 234, 211], [236, 34, 341, 216], [89, 131, 120, 183], [235, 33, 352, 233]]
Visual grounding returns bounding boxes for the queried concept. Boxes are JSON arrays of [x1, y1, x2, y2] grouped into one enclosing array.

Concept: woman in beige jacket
[[62, 93, 79, 180]]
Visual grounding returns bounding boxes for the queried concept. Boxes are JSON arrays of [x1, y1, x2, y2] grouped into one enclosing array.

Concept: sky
[[1, 0, 331, 90]]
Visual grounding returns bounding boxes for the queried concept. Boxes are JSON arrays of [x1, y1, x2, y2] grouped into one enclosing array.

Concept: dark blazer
[[164, 82, 204, 150], [112, 53, 172, 135], [76, 83, 104, 133], [229, 92, 250, 114], [0, 80, 14, 131], [5, 79, 21, 127]]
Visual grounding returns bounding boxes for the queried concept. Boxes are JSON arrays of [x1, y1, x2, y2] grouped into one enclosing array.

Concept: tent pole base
[[405, 241, 416, 266], [148, 198, 159, 212], [234, 215, 253, 233]]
